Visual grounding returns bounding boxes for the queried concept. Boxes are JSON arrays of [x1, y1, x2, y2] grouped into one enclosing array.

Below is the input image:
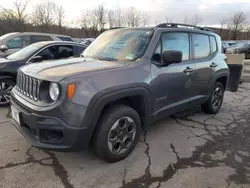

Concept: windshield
[[7, 42, 46, 60], [236, 42, 249, 48], [82, 29, 153, 62]]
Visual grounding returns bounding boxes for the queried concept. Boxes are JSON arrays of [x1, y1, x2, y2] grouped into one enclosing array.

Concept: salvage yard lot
[[1, 85, 250, 188]]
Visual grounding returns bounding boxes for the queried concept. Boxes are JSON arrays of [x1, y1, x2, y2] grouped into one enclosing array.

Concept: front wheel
[[0, 78, 15, 106], [201, 82, 224, 114], [93, 105, 141, 162]]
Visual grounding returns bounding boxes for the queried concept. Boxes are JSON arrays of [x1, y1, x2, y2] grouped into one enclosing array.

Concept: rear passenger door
[[190, 34, 217, 106]]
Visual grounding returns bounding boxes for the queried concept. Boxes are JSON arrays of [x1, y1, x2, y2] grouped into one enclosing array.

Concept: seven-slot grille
[[16, 73, 41, 101]]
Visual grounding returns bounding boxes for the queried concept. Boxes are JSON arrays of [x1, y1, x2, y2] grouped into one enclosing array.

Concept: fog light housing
[[40, 129, 63, 142]]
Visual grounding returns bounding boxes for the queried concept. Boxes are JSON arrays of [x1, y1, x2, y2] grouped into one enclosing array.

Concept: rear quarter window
[[210, 36, 217, 54]]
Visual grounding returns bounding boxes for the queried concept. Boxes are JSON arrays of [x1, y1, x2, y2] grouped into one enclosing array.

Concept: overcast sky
[[1, 0, 250, 26]]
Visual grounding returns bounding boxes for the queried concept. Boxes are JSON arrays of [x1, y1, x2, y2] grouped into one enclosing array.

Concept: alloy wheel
[[108, 117, 136, 154], [0, 80, 13, 105], [211, 87, 223, 110]]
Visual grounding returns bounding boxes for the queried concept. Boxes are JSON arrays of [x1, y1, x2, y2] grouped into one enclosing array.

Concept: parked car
[[222, 41, 230, 49], [0, 41, 86, 106], [0, 32, 73, 57], [226, 41, 250, 58], [81, 38, 95, 47], [11, 23, 229, 162]]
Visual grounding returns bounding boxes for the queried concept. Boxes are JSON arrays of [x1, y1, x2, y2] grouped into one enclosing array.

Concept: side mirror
[[162, 50, 182, 66], [31, 56, 43, 63], [0, 45, 8, 52]]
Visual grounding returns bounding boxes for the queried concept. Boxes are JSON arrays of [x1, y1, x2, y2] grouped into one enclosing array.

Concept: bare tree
[[95, 5, 106, 31], [125, 7, 141, 27], [13, 0, 29, 30], [141, 12, 149, 26], [124, 7, 147, 27], [107, 9, 115, 28], [114, 8, 124, 27], [81, 9, 99, 36], [192, 13, 202, 26], [32, 0, 57, 31], [0, 0, 29, 31], [231, 11, 246, 40], [55, 5, 65, 33]]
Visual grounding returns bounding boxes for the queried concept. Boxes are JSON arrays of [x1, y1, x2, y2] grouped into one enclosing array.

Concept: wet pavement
[[1, 84, 250, 188]]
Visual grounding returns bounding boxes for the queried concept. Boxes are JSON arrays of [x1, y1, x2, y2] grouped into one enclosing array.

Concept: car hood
[[0, 58, 11, 64], [0, 57, 20, 69], [20, 57, 129, 82]]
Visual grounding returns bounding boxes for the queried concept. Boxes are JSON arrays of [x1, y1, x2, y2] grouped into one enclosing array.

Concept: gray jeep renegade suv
[[11, 23, 229, 162]]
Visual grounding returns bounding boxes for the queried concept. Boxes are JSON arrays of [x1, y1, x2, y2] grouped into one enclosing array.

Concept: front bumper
[[11, 96, 92, 151]]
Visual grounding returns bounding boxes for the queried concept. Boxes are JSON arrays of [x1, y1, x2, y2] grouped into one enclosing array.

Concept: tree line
[[0, 0, 148, 37], [0, 0, 249, 40]]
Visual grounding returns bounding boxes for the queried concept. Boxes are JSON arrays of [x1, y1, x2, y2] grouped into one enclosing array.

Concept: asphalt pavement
[[1, 84, 250, 188]]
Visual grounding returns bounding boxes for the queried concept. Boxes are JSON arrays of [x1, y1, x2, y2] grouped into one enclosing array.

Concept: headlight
[[235, 49, 239, 53], [49, 82, 60, 101]]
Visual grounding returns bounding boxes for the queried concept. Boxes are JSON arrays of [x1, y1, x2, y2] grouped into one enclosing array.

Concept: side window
[[192, 34, 210, 59], [56, 45, 74, 59], [161, 32, 190, 61], [21, 36, 31, 48], [210, 36, 217, 54], [74, 46, 86, 57], [36, 47, 54, 61], [31, 36, 53, 43], [6, 37, 22, 49]]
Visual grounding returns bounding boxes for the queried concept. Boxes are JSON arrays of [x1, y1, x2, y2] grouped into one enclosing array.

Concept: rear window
[[192, 34, 210, 59], [210, 36, 217, 54], [31, 35, 53, 43], [57, 36, 73, 41]]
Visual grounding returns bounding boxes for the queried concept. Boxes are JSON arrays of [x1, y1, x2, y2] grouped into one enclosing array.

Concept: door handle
[[210, 62, 218, 68], [183, 67, 194, 73]]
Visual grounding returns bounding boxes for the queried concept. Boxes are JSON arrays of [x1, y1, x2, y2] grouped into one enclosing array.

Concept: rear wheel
[[93, 105, 141, 162], [0, 78, 15, 106], [201, 82, 224, 114]]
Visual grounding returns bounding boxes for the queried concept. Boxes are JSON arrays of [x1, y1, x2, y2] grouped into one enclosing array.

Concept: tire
[[201, 82, 224, 114], [93, 105, 141, 162], [0, 78, 15, 106]]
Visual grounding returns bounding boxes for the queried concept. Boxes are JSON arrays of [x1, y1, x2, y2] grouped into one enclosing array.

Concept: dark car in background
[[0, 41, 86, 106], [0, 32, 73, 57], [226, 41, 250, 58]]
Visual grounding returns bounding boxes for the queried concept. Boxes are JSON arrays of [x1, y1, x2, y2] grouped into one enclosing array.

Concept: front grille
[[16, 73, 41, 101]]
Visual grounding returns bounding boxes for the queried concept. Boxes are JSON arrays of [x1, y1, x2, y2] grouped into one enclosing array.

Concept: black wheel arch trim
[[81, 85, 153, 138], [0, 75, 16, 80]]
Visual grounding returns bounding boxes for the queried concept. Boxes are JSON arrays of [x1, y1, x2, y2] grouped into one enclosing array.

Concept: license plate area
[[11, 106, 20, 125]]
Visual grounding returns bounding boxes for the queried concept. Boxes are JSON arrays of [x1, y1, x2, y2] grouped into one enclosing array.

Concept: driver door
[[150, 32, 195, 120]]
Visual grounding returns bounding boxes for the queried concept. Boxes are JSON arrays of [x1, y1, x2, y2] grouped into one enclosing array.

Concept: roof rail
[[156, 23, 214, 32]]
